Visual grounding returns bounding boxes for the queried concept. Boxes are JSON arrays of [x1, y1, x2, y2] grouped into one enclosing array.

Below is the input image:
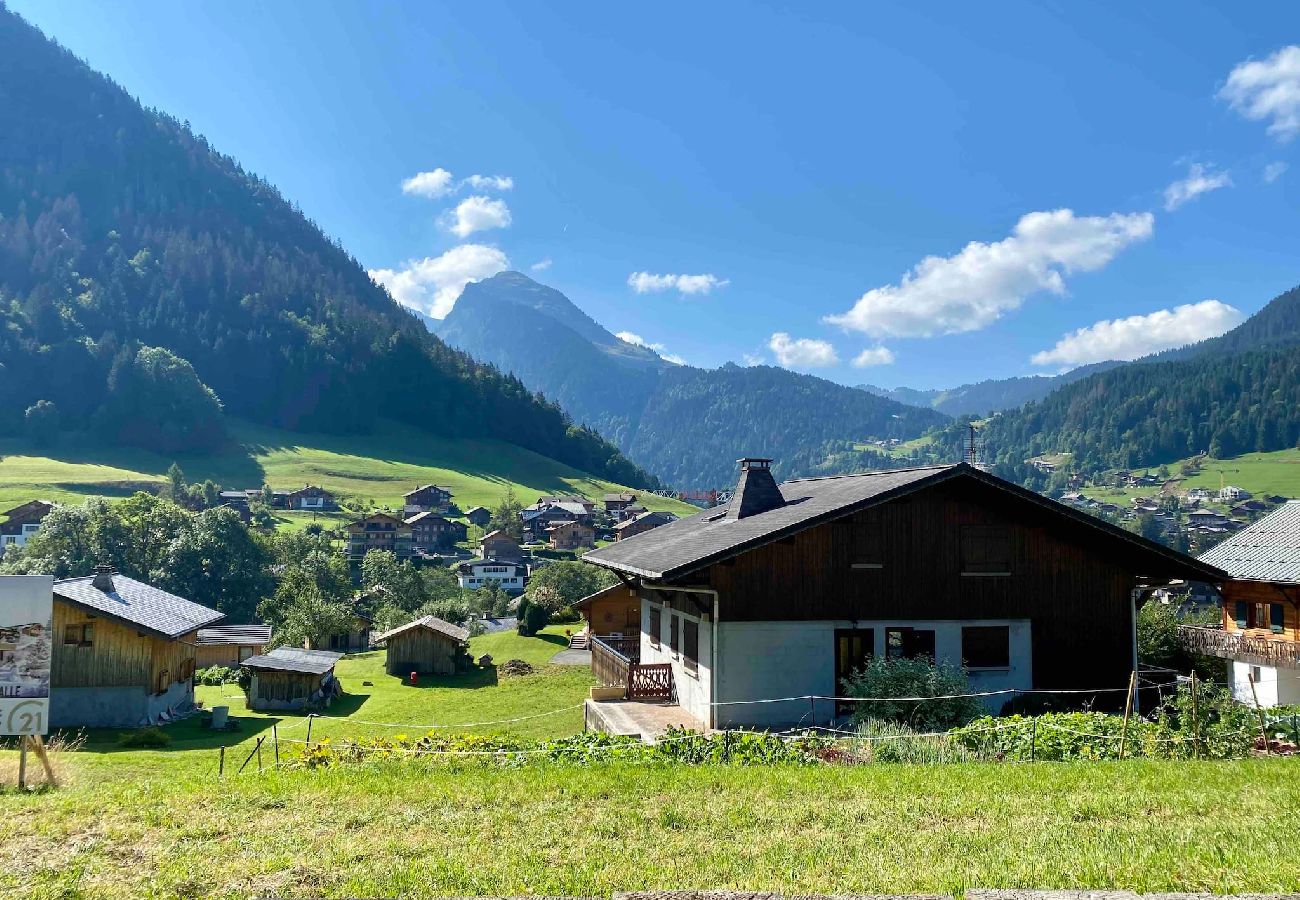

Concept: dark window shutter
[[1271, 603, 1286, 634], [1234, 601, 1249, 628]]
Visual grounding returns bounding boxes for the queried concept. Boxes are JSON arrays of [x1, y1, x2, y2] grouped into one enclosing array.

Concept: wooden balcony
[[590, 635, 674, 701], [1178, 624, 1300, 669]]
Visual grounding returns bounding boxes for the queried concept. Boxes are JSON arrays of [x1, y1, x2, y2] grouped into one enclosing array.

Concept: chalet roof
[[1199, 501, 1300, 583], [614, 510, 676, 531], [54, 572, 223, 640], [373, 614, 469, 644], [583, 463, 1228, 583], [466, 506, 490, 514], [404, 511, 450, 526], [603, 493, 637, 503], [455, 558, 525, 574], [404, 484, 451, 498], [347, 512, 409, 531], [197, 624, 272, 646], [1, 499, 54, 520], [241, 647, 342, 675], [574, 582, 633, 609]]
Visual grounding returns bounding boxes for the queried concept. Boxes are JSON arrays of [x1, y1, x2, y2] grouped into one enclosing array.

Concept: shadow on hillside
[[0, 434, 267, 491]]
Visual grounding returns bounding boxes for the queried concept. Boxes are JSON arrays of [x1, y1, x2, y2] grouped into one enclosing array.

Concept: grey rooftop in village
[[240, 646, 343, 675], [1199, 500, 1300, 583], [54, 568, 223, 640], [196, 624, 273, 646], [373, 614, 470, 644]]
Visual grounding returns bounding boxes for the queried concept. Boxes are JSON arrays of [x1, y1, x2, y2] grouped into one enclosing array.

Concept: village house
[[1219, 485, 1252, 503], [374, 615, 470, 676], [538, 494, 596, 513], [346, 512, 414, 560], [465, 506, 492, 528], [603, 492, 639, 517], [284, 485, 336, 511], [195, 624, 272, 669], [548, 519, 596, 551], [614, 509, 676, 541], [1186, 487, 1214, 501], [480, 529, 522, 561], [0, 500, 54, 553], [1180, 501, 1300, 707], [50, 566, 224, 727], [241, 647, 343, 711], [403, 484, 453, 515], [571, 582, 642, 648], [581, 458, 1224, 730], [1188, 508, 1231, 529], [405, 511, 467, 552], [455, 557, 527, 594]]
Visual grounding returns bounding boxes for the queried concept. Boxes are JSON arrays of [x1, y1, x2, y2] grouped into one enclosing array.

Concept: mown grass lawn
[[2, 756, 1297, 898]]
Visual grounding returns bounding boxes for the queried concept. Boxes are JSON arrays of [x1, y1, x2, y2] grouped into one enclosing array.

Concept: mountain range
[[857, 362, 1120, 418]]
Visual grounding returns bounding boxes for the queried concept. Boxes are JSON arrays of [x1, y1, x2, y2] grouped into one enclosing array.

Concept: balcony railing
[[589, 635, 674, 701], [1178, 624, 1300, 670]]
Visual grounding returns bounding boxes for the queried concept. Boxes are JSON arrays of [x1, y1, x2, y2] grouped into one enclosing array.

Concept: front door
[[834, 628, 874, 710]]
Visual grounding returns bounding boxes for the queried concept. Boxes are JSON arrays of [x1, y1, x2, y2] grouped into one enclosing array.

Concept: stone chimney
[[728, 458, 785, 520], [91, 564, 116, 593]]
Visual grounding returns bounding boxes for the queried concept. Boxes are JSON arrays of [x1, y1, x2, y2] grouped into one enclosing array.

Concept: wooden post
[[1029, 717, 1037, 762], [273, 724, 280, 768], [1118, 670, 1137, 760], [808, 695, 816, 729], [1189, 671, 1201, 759], [238, 736, 264, 774], [218, 745, 226, 777], [17, 736, 28, 790], [30, 736, 55, 786], [305, 714, 314, 750], [256, 737, 264, 773], [1248, 673, 1270, 756]]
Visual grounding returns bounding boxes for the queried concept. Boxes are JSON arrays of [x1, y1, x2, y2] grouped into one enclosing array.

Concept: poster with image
[[0, 575, 54, 735]]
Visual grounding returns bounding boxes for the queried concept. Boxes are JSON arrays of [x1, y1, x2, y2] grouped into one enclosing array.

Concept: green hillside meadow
[[0, 419, 697, 518]]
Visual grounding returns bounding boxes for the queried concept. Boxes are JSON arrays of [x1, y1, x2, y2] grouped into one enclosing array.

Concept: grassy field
[[1077, 449, 1300, 506], [0, 419, 697, 517]]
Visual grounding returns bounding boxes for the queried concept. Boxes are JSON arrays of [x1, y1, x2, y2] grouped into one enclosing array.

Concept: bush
[[841, 656, 984, 731], [118, 726, 171, 749], [515, 598, 549, 636], [195, 665, 241, 686]]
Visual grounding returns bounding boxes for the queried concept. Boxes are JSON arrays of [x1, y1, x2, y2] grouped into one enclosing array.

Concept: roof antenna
[[965, 423, 985, 470]]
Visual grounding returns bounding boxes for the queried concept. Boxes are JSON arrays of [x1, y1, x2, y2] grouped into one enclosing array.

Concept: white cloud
[[1264, 160, 1289, 183], [401, 168, 455, 198], [1030, 300, 1243, 367], [614, 331, 685, 365], [1220, 45, 1300, 141], [824, 209, 1154, 338], [443, 195, 512, 238], [768, 332, 839, 368], [462, 174, 514, 191], [851, 346, 896, 367], [530, 258, 553, 272], [627, 272, 729, 296], [368, 244, 509, 319], [1163, 163, 1232, 211], [742, 353, 765, 367]]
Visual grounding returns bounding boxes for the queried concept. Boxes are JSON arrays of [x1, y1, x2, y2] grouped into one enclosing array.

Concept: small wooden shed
[[241, 647, 343, 711], [374, 615, 470, 676], [195, 624, 272, 669]]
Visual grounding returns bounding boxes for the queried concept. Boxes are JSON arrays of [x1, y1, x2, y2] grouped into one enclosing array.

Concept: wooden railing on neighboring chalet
[[589, 635, 675, 701], [1177, 624, 1300, 670]]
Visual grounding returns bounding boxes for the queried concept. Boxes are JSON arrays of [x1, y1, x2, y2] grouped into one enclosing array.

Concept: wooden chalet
[[465, 506, 492, 528], [1180, 501, 1300, 707], [548, 519, 595, 551], [1, 500, 54, 553], [573, 583, 642, 645], [50, 566, 223, 727], [404, 484, 453, 514], [405, 511, 467, 552], [614, 510, 675, 541], [347, 512, 413, 560], [374, 615, 470, 676], [284, 485, 336, 511], [241, 647, 343, 711], [195, 624, 272, 668], [603, 492, 638, 517], [481, 529, 522, 561], [583, 458, 1225, 729]]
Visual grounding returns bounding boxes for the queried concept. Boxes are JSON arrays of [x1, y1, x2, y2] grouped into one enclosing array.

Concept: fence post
[[218, 745, 226, 777], [257, 737, 264, 774], [273, 723, 280, 768], [808, 695, 817, 729], [238, 736, 264, 774], [1189, 671, 1201, 760], [1029, 717, 1037, 762], [1119, 670, 1137, 760], [17, 737, 28, 790], [1247, 673, 1270, 755]]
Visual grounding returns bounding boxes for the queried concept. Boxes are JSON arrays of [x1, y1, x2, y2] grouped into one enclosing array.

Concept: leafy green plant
[[842, 655, 984, 731], [855, 718, 973, 763]]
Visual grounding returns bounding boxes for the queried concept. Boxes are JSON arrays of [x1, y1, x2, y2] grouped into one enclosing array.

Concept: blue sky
[[13, 1, 1300, 389]]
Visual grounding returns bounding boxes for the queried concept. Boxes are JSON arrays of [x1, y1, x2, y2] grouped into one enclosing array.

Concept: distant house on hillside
[[537, 494, 595, 514], [241, 647, 343, 711], [1189, 509, 1230, 529], [1219, 485, 1252, 503], [195, 624, 272, 669], [347, 512, 413, 560], [455, 558, 527, 594], [405, 512, 466, 552], [1186, 487, 1213, 501], [1, 500, 54, 553], [581, 457, 1223, 730], [374, 615, 470, 676], [404, 484, 452, 515], [548, 519, 595, 551], [285, 485, 336, 511], [614, 510, 676, 541], [481, 529, 522, 561], [604, 492, 638, 517], [465, 506, 492, 528], [51, 566, 223, 727]]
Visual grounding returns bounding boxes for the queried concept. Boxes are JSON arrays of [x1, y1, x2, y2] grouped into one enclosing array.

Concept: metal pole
[[1119, 670, 1137, 760], [218, 745, 226, 777]]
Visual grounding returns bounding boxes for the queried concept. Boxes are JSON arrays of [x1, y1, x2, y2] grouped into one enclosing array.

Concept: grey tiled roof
[[54, 573, 223, 639], [241, 647, 343, 674], [584, 463, 1227, 582], [1200, 501, 1300, 583], [373, 614, 470, 644], [197, 624, 272, 646]]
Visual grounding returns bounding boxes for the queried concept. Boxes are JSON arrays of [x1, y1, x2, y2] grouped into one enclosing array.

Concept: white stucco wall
[[640, 599, 713, 727], [1229, 660, 1300, 707], [714, 618, 1032, 728]]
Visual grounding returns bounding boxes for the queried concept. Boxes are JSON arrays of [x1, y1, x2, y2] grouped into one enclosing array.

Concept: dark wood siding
[[385, 627, 461, 675]]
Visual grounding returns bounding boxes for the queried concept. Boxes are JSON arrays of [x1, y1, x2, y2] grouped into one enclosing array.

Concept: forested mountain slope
[[0, 6, 654, 488], [436, 272, 947, 487], [860, 361, 1120, 417]]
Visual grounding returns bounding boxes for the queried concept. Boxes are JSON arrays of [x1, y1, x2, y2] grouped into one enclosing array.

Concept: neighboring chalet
[[455, 557, 527, 594], [406, 512, 467, 552], [404, 484, 453, 515], [521, 500, 592, 542], [285, 485, 336, 511], [1181, 501, 1300, 707], [574, 582, 642, 640], [582, 458, 1224, 729], [465, 506, 492, 528], [241, 647, 343, 711], [347, 512, 413, 560], [548, 519, 596, 551], [51, 566, 223, 727], [481, 529, 523, 561], [538, 494, 595, 514], [1, 500, 54, 553], [195, 624, 272, 669], [614, 510, 676, 541], [604, 492, 639, 517], [374, 615, 470, 676]]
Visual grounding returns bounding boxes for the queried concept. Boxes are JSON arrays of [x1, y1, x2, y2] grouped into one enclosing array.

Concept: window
[[834, 628, 874, 689], [670, 614, 680, 655], [1239, 601, 1285, 632], [63, 623, 93, 647], [962, 625, 1010, 669], [179, 658, 195, 682], [849, 524, 883, 570], [155, 668, 171, 694], [961, 525, 1011, 575], [238, 646, 255, 662], [683, 620, 699, 675], [1234, 601, 1249, 628], [1251, 665, 1263, 685], [886, 627, 935, 661], [648, 606, 661, 648]]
